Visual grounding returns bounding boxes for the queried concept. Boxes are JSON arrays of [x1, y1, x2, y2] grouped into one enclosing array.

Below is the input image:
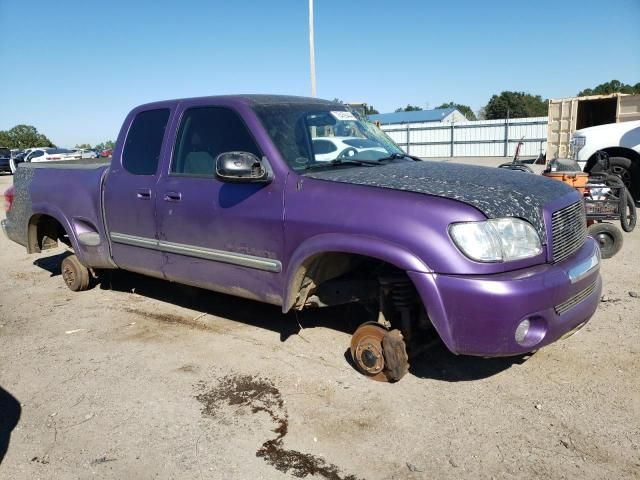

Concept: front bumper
[[409, 237, 602, 356]]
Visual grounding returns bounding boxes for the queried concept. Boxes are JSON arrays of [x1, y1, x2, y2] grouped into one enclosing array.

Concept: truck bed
[[6, 160, 113, 269]]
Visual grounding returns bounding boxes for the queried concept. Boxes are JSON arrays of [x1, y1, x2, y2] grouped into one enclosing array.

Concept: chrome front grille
[[554, 281, 597, 315], [551, 201, 587, 263]]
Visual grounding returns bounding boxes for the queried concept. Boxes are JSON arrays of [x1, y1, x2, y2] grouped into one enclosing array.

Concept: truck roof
[[134, 94, 337, 111]]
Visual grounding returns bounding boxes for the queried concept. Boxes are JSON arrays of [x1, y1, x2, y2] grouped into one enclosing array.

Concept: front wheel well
[[286, 252, 436, 350], [27, 214, 71, 253], [286, 253, 392, 312], [584, 147, 640, 172]]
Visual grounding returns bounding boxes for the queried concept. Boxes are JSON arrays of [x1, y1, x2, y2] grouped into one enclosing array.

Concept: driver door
[[154, 103, 285, 304]]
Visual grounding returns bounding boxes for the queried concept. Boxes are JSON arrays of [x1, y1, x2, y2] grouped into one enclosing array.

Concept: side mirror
[[215, 151, 271, 183]]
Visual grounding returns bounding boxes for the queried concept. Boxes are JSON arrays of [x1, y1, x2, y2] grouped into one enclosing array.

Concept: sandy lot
[[0, 168, 638, 480]]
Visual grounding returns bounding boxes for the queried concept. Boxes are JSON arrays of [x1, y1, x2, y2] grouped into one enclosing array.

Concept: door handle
[[164, 191, 182, 202], [136, 188, 152, 199]]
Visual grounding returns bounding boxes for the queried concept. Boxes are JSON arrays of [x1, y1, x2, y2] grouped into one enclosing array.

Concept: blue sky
[[1, 0, 639, 147]]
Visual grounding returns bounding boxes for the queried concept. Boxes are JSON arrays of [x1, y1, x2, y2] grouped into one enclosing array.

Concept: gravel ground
[[0, 167, 638, 480]]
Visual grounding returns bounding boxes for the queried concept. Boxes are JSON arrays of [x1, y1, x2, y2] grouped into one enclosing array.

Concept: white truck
[[570, 120, 640, 201]]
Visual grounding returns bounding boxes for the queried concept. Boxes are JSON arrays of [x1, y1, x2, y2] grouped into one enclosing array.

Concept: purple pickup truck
[[2, 95, 602, 382]]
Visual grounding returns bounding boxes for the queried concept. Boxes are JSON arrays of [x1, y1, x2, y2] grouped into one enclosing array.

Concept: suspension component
[[379, 276, 420, 339]]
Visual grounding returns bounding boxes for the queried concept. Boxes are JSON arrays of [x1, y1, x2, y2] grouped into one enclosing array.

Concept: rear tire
[[61, 254, 90, 291], [587, 223, 623, 259], [621, 189, 637, 232]]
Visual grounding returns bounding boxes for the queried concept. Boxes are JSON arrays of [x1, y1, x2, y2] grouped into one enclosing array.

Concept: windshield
[[253, 104, 406, 172]]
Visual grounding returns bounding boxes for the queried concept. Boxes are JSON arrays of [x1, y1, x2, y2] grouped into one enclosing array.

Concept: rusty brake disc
[[350, 322, 409, 382]]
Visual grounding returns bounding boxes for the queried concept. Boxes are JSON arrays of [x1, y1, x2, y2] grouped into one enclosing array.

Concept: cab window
[[171, 107, 261, 176], [122, 108, 170, 175]]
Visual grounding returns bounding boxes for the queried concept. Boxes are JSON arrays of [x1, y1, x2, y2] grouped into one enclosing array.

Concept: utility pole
[[309, 0, 317, 97]]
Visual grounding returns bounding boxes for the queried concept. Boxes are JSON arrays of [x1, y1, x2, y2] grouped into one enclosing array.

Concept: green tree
[[484, 91, 548, 120], [577, 79, 640, 97], [394, 105, 423, 113], [0, 130, 11, 147], [75, 143, 92, 149], [0, 125, 54, 149], [364, 105, 379, 115], [95, 140, 115, 151], [436, 102, 477, 121]]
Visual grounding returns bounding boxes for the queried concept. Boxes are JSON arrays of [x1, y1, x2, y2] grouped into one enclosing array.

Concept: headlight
[[570, 136, 586, 159], [449, 218, 542, 262]]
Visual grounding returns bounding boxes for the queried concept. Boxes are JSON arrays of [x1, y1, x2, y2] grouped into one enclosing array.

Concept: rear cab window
[[122, 108, 170, 175]]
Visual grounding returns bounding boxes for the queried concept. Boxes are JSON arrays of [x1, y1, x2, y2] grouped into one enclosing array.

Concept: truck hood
[[305, 161, 578, 242], [574, 119, 640, 138]]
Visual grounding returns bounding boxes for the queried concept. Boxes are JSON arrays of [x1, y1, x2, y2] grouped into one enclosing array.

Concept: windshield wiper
[[375, 153, 422, 163], [304, 159, 383, 170]]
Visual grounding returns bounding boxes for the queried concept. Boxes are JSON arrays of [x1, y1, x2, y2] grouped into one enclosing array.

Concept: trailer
[[547, 93, 640, 159]]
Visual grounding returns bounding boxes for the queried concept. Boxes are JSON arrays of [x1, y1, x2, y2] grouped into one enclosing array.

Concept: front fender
[[282, 233, 430, 312]]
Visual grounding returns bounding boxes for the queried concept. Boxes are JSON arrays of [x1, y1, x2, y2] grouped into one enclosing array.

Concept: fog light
[[515, 319, 531, 344]]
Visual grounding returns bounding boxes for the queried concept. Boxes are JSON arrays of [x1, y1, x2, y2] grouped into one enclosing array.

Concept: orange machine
[[541, 171, 589, 195]]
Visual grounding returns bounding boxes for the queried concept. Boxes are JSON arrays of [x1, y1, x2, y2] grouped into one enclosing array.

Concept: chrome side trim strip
[[109, 232, 281, 273], [110, 232, 159, 249]]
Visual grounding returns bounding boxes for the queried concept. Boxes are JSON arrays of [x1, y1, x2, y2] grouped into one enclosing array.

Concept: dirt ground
[[0, 170, 638, 480]]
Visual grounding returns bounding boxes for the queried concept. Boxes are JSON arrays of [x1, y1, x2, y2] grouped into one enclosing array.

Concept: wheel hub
[[595, 232, 613, 249], [360, 349, 379, 369], [355, 339, 385, 374], [611, 165, 632, 189], [62, 265, 75, 286]]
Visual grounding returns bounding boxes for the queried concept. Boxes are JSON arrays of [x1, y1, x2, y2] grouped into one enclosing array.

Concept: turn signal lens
[[515, 319, 531, 344], [3, 186, 15, 213]]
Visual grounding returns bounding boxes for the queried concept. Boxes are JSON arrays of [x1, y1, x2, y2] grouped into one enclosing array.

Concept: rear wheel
[[588, 223, 623, 259], [61, 254, 90, 291]]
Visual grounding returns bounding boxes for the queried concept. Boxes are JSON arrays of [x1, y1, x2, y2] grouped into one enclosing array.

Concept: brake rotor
[[350, 322, 410, 383], [350, 322, 389, 382]]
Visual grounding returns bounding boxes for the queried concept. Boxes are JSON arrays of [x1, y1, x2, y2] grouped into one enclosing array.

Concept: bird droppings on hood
[[305, 160, 579, 242]]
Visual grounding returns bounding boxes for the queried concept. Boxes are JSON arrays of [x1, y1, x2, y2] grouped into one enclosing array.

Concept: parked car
[[1, 95, 602, 383], [72, 148, 98, 159], [23, 147, 81, 163], [0, 148, 11, 174], [100, 148, 113, 158], [570, 120, 640, 201], [8, 151, 27, 174], [312, 136, 386, 162]]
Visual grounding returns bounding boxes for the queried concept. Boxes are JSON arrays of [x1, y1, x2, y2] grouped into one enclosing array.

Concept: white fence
[[380, 117, 548, 158]]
